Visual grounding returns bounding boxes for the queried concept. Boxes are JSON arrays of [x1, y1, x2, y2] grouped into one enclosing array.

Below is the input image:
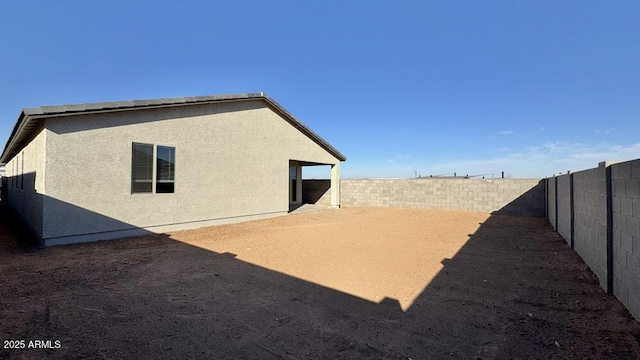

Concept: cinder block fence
[[303, 178, 546, 216], [547, 159, 640, 320]]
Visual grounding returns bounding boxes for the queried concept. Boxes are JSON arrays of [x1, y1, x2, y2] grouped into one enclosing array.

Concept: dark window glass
[[156, 146, 175, 193], [289, 166, 297, 202], [132, 143, 153, 193]]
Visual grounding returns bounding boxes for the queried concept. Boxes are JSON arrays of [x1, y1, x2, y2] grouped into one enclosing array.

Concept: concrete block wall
[[339, 178, 545, 216], [611, 159, 640, 318], [556, 174, 572, 246], [548, 176, 557, 230], [547, 158, 640, 321], [302, 180, 331, 206], [302, 178, 544, 217], [573, 166, 608, 290]]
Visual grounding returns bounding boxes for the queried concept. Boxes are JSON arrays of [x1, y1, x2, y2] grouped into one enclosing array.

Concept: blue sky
[[1, 1, 639, 179]]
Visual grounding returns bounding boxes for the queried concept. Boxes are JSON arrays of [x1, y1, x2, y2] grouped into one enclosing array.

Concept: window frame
[[131, 142, 154, 194], [131, 143, 176, 195], [155, 145, 175, 194]]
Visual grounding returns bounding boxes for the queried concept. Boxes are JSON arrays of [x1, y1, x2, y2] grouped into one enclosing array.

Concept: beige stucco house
[[0, 93, 345, 246]]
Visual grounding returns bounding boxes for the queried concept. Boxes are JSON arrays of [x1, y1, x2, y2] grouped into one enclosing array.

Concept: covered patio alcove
[[288, 160, 340, 212]]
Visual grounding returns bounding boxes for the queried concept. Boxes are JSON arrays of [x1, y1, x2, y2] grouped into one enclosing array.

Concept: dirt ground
[[1, 206, 640, 359]]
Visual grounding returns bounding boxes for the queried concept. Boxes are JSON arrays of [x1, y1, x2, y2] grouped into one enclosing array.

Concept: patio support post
[[331, 163, 341, 208], [296, 164, 302, 204]]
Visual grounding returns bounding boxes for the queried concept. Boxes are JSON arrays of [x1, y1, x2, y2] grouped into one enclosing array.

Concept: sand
[[1, 206, 639, 359]]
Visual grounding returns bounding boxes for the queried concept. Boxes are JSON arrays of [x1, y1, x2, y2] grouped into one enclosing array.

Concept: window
[[156, 146, 175, 193], [131, 143, 153, 193], [289, 166, 297, 202], [131, 143, 175, 194]]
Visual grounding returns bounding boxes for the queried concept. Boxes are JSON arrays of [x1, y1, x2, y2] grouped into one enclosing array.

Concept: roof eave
[[0, 93, 346, 163], [261, 96, 346, 162], [0, 111, 30, 163]]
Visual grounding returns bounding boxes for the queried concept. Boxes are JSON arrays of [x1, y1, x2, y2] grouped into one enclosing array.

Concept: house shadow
[[302, 179, 330, 205], [1, 177, 639, 359], [288, 203, 304, 212], [0, 202, 39, 253], [2, 172, 155, 249]]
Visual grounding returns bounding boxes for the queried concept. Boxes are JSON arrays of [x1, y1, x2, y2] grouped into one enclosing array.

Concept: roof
[[0, 93, 346, 163]]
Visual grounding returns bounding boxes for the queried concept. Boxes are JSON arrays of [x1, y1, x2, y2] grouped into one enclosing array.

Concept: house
[[0, 164, 4, 201], [0, 93, 345, 246]]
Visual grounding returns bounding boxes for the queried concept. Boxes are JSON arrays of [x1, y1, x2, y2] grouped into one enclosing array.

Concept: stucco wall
[[573, 166, 608, 290], [339, 178, 544, 216], [5, 127, 46, 240], [42, 101, 340, 243], [556, 174, 572, 246], [611, 159, 640, 318]]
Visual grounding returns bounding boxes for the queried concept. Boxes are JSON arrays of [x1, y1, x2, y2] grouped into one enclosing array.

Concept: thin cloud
[[425, 142, 640, 178], [350, 142, 640, 179], [594, 128, 615, 134], [496, 130, 514, 136], [493, 147, 515, 153]]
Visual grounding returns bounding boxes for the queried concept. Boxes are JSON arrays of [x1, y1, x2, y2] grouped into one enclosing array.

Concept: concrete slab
[[288, 203, 335, 214]]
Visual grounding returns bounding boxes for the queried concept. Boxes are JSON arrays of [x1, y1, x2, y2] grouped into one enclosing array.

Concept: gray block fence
[[547, 159, 640, 320], [303, 178, 545, 216], [548, 176, 557, 230]]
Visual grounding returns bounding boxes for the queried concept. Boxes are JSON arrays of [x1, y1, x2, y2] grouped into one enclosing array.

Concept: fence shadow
[[491, 179, 546, 217]]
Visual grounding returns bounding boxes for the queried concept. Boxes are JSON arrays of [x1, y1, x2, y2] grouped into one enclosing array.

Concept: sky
[[1, 1, 639, 179]]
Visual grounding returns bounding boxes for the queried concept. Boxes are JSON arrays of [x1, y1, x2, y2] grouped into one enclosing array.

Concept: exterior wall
[[556, 174, 572, 246], [547, 177, 557, 229], [572, 166, 608, 290], [611, 159, 640, 318], [42, 101, 340, 243], [339, 178, 545, 216], [5, 127, 46, 241]]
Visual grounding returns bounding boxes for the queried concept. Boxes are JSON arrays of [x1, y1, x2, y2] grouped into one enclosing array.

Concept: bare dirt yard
[[1, 206, 640, 359]]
